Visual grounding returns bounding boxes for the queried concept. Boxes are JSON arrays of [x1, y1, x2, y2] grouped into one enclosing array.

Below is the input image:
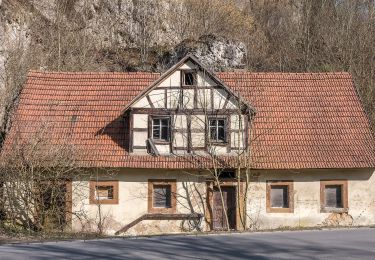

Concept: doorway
[[36, 181, 72, 230], [212, 186, 236, 230]]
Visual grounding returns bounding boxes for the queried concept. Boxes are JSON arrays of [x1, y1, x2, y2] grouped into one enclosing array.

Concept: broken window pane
[[153, 185, 172, 208], [325, 185, 343, 208], [270, 186, 289, 208], [95, 186, 114, 200]]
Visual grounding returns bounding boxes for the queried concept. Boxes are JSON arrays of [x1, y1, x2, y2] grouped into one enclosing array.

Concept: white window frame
[[152, 117, 170, 142], [209, 118, 226, 143]]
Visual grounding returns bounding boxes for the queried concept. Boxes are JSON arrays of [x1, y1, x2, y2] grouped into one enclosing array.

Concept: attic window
[[183, 71, 196, 86]]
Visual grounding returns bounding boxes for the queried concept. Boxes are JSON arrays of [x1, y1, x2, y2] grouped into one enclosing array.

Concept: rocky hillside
[[0, 0, 249, 73]]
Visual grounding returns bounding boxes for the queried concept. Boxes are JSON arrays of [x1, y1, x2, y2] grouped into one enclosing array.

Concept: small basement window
[[321, 180, 348, 212], [148, 179, 176, 213], [209, 118, 226, 143], [152, 117, 170, 142], [267, 181, 293, 213], [183, 71, 196, 86], [90, 180, 119, 204]]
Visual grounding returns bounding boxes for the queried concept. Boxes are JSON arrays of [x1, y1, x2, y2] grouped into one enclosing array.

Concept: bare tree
[[0, 117, 118, 236], [0, 122, 82, 232]]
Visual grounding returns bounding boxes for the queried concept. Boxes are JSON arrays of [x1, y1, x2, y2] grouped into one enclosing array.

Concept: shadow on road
[[1, 229, 375, 259]]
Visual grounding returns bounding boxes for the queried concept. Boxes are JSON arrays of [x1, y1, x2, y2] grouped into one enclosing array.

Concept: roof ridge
[[28, 70, 350, 75], [217, 71, 351, 75], [28, 70, 161, 75]]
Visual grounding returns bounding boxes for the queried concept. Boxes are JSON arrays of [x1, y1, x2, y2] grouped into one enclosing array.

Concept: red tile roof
[[3, 70, 375, 169]]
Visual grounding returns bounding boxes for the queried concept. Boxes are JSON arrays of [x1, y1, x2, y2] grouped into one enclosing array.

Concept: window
[[152, 117, 170, 142], [209, 118, 226, 143], [153, 185, 171, 208], [271, 186, 288, 208], [96, 185, 114, 200], [266, 181, 294, 213], [321, 180, 348, 212], [90, 180, 119, 204], [148, 179, 176, 213], [325, 185, 342, 208], [183, 71, 196, 86]]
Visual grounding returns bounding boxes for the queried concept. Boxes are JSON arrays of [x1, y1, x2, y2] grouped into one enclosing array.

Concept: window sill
[[267, 207, 294, 213], [148, 207, 176, 214], [321, 207, 348, 213], [152, 139, 171, 145], [90, 199, 118, 205], [208, 141, 228, 146]]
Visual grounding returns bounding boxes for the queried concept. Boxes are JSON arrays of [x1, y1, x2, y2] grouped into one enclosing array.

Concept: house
[[2, 54, 375, 235]]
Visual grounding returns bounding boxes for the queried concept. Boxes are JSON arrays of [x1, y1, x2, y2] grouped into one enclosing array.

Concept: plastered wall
[[71, 168, 375, 235], [247, 168, 375, 230], [71, 169, 208, 235]]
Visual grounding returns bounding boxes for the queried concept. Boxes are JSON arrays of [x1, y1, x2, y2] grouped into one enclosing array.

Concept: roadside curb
[[1, 225, 374, 246]]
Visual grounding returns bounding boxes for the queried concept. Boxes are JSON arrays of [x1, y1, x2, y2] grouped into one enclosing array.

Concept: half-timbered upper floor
[[125, 55, 253, 156]]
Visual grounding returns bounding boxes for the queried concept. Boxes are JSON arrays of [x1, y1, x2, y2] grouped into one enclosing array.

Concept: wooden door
[[212, 186, 236, 230]]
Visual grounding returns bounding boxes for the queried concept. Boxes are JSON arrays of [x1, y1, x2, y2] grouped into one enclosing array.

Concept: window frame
[[320, 180, 348, 213], [208, 116, 228, 144], [181, 69, 197, 86], [266, 180, 294, 213], [150, 116, 171, 144], [89, 180, 119, 205], [148, 179, 177, 214]]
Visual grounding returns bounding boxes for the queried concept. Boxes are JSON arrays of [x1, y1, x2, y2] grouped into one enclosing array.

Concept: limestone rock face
[[161, 35, 247, 71]]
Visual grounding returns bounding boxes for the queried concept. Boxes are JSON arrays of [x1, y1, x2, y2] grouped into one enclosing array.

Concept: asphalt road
[[1, 228, 374, 259]]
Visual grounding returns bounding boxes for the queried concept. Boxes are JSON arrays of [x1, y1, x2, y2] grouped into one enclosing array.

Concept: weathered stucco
[[70, 168, 375, 235], [71, 169, 207, 235], [247, 168, 375, 230]]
